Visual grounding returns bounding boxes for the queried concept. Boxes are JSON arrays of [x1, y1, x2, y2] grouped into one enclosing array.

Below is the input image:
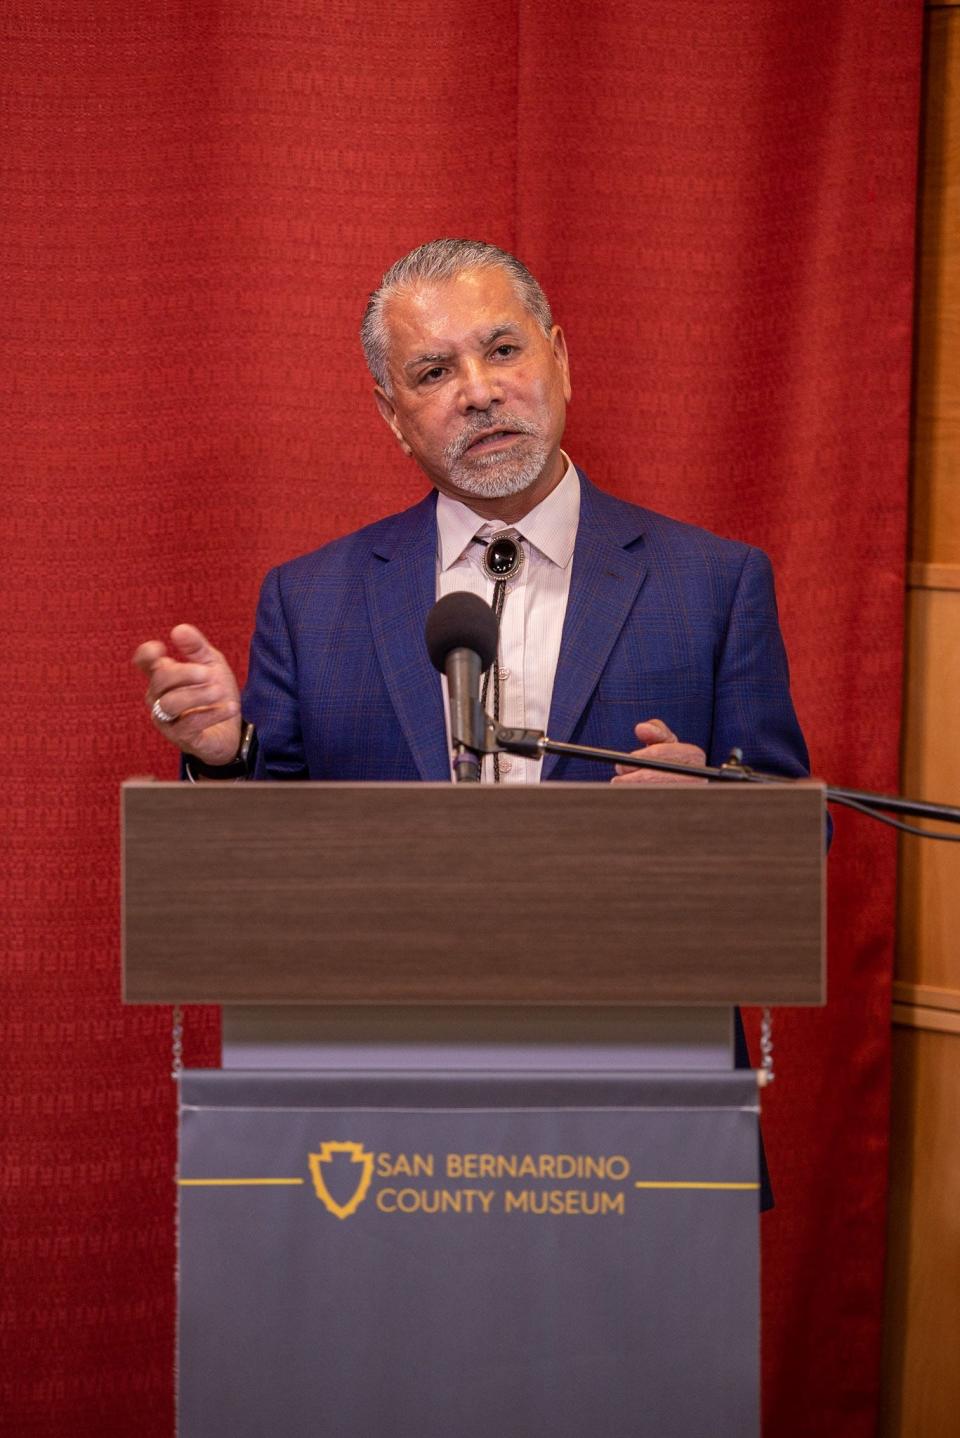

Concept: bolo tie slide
[[474, 532, 523, 782]]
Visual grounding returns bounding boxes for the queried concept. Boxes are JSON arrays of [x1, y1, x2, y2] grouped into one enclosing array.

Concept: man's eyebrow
[[480, 323, 523, 345], [403, 350, 453, 374]]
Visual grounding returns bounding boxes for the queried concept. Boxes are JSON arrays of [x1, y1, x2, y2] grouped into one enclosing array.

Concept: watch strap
[[183, 721, 258, 782]]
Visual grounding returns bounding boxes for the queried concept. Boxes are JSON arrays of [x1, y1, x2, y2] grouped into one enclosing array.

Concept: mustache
[[445, 415, 539, 464]]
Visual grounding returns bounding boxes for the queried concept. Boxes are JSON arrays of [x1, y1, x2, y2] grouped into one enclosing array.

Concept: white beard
[[444, 431, 549, 500]]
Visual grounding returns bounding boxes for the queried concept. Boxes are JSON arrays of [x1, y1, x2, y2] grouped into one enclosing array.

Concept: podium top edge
[[121, 777, 827, 791]]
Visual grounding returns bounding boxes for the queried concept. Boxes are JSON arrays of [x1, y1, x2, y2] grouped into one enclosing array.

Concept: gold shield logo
[[308, 1141, 375, 1219]]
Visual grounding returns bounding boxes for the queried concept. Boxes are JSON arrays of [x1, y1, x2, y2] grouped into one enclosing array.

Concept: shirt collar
[[436, 454, 580, 572]]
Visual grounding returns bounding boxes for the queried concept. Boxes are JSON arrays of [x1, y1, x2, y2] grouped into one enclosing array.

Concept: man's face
[[373, 266, 571, 515]]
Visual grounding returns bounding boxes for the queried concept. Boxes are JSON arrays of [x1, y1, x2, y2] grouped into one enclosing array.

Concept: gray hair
[[360, 238, 554, 391]]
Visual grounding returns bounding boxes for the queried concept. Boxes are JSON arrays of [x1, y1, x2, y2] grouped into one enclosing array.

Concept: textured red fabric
[[1, 3, 919, 1434]]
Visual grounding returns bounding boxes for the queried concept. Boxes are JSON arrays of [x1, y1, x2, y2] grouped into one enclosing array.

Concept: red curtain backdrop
[[2, 3, 920, 1433]]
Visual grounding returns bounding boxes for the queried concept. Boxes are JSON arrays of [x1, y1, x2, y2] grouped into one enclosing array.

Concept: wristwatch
[[183, 721, 258, 783]]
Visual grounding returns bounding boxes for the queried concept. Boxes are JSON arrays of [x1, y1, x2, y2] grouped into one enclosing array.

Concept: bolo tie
[[473, 530, 524, 782]]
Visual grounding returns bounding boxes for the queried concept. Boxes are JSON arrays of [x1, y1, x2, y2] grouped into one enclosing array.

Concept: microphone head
[[425, 591, 499, 673]]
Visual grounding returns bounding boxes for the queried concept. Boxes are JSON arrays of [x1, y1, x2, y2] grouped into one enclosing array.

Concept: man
[[136, 239, 808, 1210], [134, 238, 810, 794]]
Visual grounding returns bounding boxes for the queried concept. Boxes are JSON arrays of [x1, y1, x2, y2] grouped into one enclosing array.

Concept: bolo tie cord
[[479, 578, 509, 782]]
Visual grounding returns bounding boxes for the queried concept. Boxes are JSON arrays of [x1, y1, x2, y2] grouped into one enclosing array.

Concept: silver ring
[[151, 698, 175, 724]]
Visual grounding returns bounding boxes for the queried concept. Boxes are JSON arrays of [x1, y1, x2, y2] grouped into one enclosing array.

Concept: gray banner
[[178, 1071, 760, 1438]]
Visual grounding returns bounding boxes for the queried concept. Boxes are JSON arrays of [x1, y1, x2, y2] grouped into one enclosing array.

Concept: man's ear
[[551, 326, 572, 403], [373, 386, 413, 457]]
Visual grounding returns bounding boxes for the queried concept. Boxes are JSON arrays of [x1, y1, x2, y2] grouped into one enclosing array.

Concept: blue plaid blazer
[[243, 469, 809, 784]]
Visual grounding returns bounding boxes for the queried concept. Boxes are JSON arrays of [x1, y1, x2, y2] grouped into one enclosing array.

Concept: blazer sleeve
[[709, 546, 810, 778], [242, 566, 309, 781]]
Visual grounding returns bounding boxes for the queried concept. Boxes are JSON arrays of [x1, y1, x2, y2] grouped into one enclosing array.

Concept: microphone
[[425, 592, 498, 783]]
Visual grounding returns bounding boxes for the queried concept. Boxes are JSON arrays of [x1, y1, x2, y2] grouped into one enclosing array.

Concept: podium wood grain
[[122, 781, 824, 1005]]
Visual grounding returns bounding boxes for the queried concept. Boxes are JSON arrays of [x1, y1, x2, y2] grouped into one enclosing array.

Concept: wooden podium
[[122, 779, 824, 1008], [121, 779, 825, 1438]]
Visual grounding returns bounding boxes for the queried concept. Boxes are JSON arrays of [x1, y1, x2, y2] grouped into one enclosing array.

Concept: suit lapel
[[542, 475, 648, 778], [364, 493, 451, 781]]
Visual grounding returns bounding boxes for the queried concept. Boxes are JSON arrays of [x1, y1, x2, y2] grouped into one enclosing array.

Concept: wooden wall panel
[[897, 583, 960, 990], [880, 1026, 960, 1437], [887, 8, 960, 1436]]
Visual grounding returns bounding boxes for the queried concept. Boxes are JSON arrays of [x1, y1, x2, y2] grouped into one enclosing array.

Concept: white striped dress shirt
[[435, 456, 580, 783]]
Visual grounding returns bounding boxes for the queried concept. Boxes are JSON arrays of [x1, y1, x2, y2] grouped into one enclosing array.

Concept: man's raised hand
[[133, 624, 242, 767]]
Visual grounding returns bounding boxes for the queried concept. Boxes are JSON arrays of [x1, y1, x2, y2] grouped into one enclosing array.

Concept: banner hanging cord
[[760, 1008, 774, 1084], [171, 1005, 184, 1082]]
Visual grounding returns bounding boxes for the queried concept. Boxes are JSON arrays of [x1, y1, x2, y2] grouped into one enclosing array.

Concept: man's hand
[[132, 624, 242, 767], [610, 719, 707, 785]]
